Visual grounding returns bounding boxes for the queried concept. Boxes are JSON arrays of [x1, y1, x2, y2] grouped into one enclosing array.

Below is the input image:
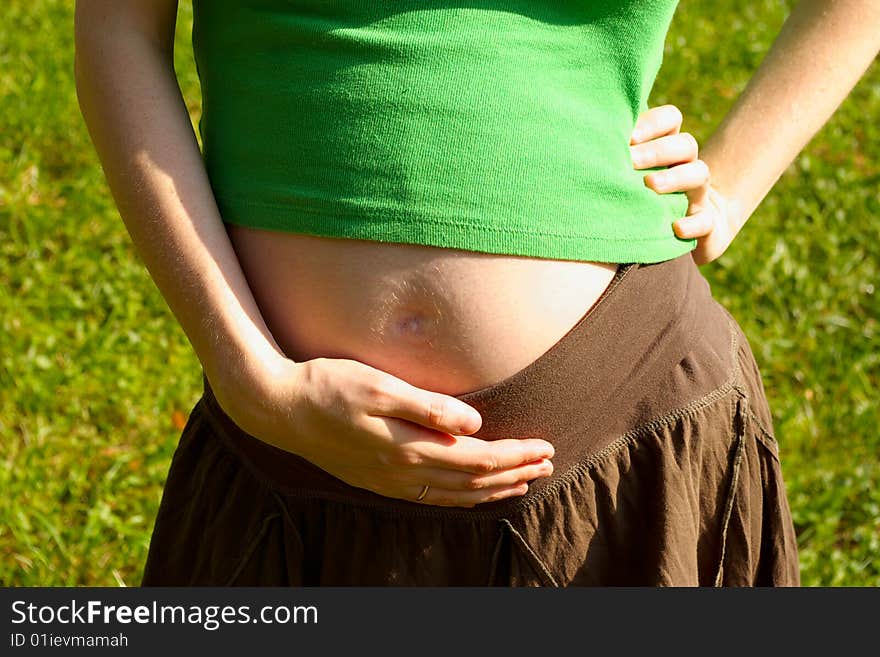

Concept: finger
[[412, 482, 531, 508], [630, 132, 699, 169], [672, 210, 715, 239], [411, 458, 554, 491], [685, 178, 710, 210], [644, 159, 710, 195], [630, 104, 683, 144], [415, 436, 556, 474], [368, 374, 483, 435]]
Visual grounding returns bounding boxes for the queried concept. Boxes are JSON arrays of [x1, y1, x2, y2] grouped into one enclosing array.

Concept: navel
[[367, 274, 447, 346], [391, 311, 435, 339]]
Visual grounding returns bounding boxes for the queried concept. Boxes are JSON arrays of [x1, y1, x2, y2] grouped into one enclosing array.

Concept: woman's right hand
[[215, 356, 556, 508]]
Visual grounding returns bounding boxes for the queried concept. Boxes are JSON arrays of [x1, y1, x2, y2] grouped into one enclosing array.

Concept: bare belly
[[227, 225, 619, 396]]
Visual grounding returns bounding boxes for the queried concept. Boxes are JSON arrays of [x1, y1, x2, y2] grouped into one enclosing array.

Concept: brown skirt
[[141, 253, 800, 586]]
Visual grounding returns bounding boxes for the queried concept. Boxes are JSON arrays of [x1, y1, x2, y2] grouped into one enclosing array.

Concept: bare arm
[[74, 0, 288, 424], [74, 0, 556, 507], [701, 0, 879, 234]]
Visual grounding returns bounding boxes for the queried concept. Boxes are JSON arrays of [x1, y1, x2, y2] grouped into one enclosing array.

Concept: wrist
[[203, 340, 305, 439], [701, 140, 754, 236], [718, 188, 750, 236]]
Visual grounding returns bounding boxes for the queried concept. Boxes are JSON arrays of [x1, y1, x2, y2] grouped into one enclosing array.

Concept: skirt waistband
[[200, 252, 738, 514]]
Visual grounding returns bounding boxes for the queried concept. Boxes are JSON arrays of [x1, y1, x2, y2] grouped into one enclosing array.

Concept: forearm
[[700, 0, 880, 230], [74, 21, 287, 401]]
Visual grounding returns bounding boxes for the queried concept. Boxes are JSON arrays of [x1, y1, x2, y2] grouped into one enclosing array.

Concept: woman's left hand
[[630, 104, 742, 265]]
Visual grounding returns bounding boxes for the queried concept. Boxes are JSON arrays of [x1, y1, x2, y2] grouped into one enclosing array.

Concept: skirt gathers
[[141, 253, 800, 586]]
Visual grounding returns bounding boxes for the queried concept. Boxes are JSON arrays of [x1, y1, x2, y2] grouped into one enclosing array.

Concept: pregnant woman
[[74, 1, 878, 585]]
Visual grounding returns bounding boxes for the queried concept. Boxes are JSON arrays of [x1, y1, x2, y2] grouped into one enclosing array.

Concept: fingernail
[[631, 128, 645, 143], [630, 147, 643, 168], [673, 219, 691, 238], [456, 421, 478, 434], [651, 173, 667, 190], [455, 408, 481, 432]]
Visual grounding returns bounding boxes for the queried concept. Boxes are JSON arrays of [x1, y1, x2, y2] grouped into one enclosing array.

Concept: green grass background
[[1, 1, 877, 586]]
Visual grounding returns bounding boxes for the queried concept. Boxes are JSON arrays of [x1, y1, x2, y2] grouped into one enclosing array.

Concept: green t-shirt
[[192, 0, 694, 263]]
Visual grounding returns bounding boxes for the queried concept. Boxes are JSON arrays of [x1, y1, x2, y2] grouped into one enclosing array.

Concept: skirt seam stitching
[[201, 312, 745, 520]]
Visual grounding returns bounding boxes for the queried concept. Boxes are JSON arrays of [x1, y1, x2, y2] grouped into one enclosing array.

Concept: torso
[[228, 225, 619, 396]]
